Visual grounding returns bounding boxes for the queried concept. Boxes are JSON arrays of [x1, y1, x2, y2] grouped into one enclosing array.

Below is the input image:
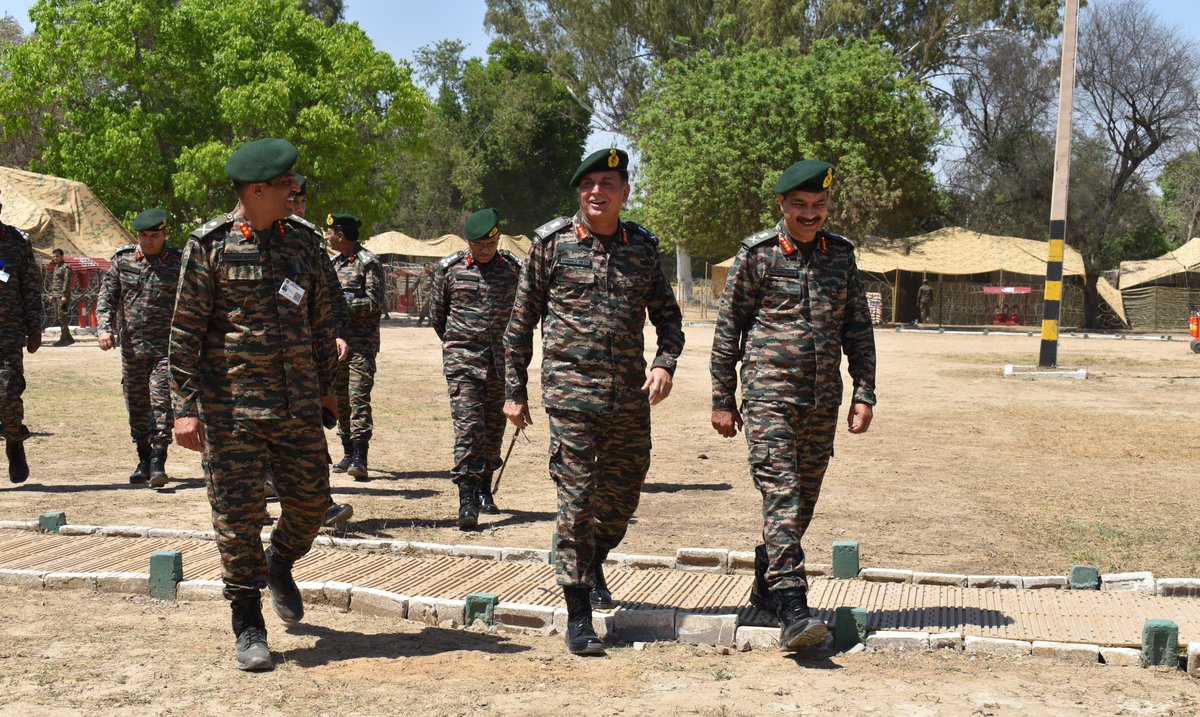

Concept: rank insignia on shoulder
[[822, 231, 855, 249], [534, 216, 571, 240], [439, 250, 466, 269], [623, 221, 659, 246], [741, 229, 777, 249]]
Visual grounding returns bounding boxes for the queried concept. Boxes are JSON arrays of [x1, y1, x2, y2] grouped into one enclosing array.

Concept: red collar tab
[[573, 223, 589, 242], [465, 253, 474, 267], [136, 249, 143, 261], [237, 222, 253, 240], [275, 220, 285, 238], [347, 254, 357, 263], [778, 233, 796, 256], [621, 226, 629, 245], [820, 235, 827, 254]]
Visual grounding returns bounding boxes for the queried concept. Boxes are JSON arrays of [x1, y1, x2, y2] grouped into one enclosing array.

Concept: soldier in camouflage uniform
[[432, 208, 520, 529], [169, 138, 339, 671], [289, 176, 353, 526], [48, 248, 74, 346], [0, 187, 44, 483], [917, 278, 934, 324], [97, 208, 181, 488], [710, 160, 876, 652], [415, 263, 433, 326], [504, 148, 684, 656], [324, 213, 384, 482]]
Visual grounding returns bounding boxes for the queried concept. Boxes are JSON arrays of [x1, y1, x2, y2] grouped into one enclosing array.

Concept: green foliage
[[0, 0, 425, 243], [1157, 150, 1200, 245], [633, 38, 940, 258], [296, 0, 344, 26], [392, 39, 589, 238]]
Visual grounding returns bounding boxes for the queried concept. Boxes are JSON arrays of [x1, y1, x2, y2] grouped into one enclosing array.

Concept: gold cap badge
[[822, 168, 833, 189], [607, 149, 619, 168], [326, 214, 334, 226]]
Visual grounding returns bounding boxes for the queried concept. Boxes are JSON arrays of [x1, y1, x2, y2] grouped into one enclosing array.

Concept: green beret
[[326, 213, 362, 238], [225, 138, 298, 183], [131, 208, 169, 232], [464, 208, 500, 242], [294, 173, 307, 195], [775, 160, 835, 195], [570, 147, 629, 187]]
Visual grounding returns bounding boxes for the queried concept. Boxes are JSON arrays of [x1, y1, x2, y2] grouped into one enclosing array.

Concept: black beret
[[776, 160, 834, 195], [225, 138, 298, 183], [132, 208, 169, 232], [294, 173, 307, 195], [464, 208, 500, 242], [570, 148, 629, 187], [326, 213, 362, 232]]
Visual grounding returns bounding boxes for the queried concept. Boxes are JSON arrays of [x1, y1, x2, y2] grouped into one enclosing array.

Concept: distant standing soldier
[[415, 263, 433, 326], [917, 278, 933, 324], [0, 186, 44, 483], [48, 248, 73, 346], [97, 208, 181, 487], [710, 160, 876, 652], [503, 148, 685, 656], [325, 213, 385, 481], [169, 138, 339, 671], [432, 208, 520, 529]]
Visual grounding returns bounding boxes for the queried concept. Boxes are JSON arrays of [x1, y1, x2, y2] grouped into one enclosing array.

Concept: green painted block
[[464, 592, 499, 626], [38, 511, 67, 533], [1068, 565, 1099, 590], [834, 606, 869, 651], [149, 550, 184, 601], [1141, 619, 1179, 667], [832, 541, 860, 579]]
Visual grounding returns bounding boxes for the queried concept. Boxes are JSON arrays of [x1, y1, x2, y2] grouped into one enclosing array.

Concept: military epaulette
[[534, 216, 571, 241], [165, 247, 183, 257], [623, 221, 659, 246], [1, 223, 28, 243], [190, 215, 234, 242], [356, 247, 379, 265], [498, 249, 521, 268], [439, 250, 467, 270], [288, 214, 318, 231], [741, 229, 778, 250], [821, 230, 855, 249], [114, 244, 138, 256]]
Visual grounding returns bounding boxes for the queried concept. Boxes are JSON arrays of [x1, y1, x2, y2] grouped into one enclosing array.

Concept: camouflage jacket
[[0, 222, 45, 350], [168, 214, 338, 422], [432, 248, 520, 381], [711, 220, 876, 411], [290, 215, 349, 341], [96, 245, 182, 357], [415, 271, 433, 304], [331, 244, 385, 355], [49, 261, 72, 301], [504, 212, 685, 412]]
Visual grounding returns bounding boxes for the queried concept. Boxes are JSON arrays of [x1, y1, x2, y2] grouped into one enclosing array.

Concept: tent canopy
[[364, 231, 531, 262], [0, 166, 132, 259], [1116, 237, 1200, 289], [709, 226, 1126, 324]]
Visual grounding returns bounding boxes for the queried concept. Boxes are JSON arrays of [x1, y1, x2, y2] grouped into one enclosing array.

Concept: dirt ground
[[3, 321, 1200, 713]]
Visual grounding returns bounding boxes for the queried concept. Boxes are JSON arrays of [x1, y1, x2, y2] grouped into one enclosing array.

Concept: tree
[[1158, 147, 1200, 245], [0, 0, 425, 242], [0, 13, 39, 168], [391, 39, 590, 238], [297, 0, 344, 26], [633, 38, 940, 259], [1073, 0, 1200, 325]]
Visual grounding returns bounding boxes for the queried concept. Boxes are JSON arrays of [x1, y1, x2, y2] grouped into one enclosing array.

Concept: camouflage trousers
[[446, 373, 506, 488], [121, 351, 173, 448], [548, 400, 651, 587], [335, 351, 376, 442], [202, 415, 330, 602], [744, 400, 839, 592], [53, 299, 71, 334], [0, 348, 26, 441]]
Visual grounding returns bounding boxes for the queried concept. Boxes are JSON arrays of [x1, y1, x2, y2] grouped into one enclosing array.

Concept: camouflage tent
[[364, 231, 531, 262], [0, 166, 132, 259]]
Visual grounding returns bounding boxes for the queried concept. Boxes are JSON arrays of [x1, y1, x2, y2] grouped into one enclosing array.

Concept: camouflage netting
[[364, 231, 530, 262], [0, 166, 132, 259], [1115, 238, 1200, 331]]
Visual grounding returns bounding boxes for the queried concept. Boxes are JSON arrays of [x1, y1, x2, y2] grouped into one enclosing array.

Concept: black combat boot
[[589, 548, 614, 610], [331, 438, 353, 474], [264, 546, 304, 624], [456, 481, 479, 530], [148, 446, 169, 488], [231, 597, 272, 671], [477, 480, 499, 514], [129, 440, 151, 484], [775, 587, 828, 651], [563, 586, 605, 656], [348, 439, 369, 481], [6, 433, 29, 484], [323, 501, 354, 527], [750, 543, 778, 614]]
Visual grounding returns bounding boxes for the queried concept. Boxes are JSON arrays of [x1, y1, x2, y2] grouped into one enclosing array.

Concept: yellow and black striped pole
[[1040, 0, 1080, 368]]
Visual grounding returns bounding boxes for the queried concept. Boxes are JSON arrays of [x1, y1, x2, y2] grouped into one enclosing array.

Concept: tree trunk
[[1081, 269, 1100, 329], [676, 248, 694, 302]]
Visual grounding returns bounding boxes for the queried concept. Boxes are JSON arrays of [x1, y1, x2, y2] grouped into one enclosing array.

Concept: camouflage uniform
[[504, 212, 684, 586], [415, 269, 433, 325], [169, 214, 338, 601], [331, 245, 385, 442], [432, 248, 520, 493], [0, 222, 44, 442], [97, 245, 181, 450], [917, 282, 933, 323], [711, 220, 876, 592], [48, 259, 72, 337], [291, 215, 349, 349]]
